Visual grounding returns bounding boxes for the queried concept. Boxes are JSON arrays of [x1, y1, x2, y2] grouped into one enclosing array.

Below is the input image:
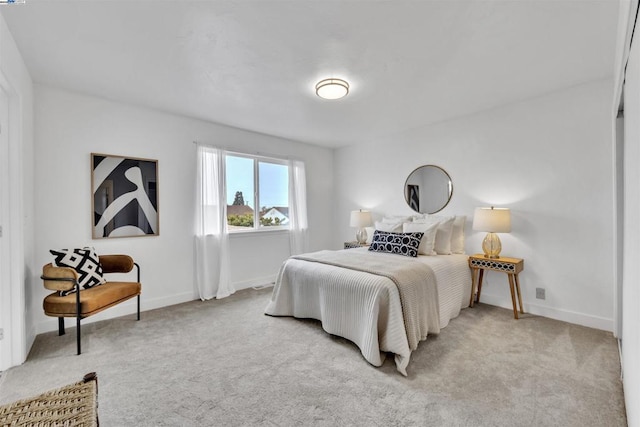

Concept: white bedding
[[264, 248, 471, 375]]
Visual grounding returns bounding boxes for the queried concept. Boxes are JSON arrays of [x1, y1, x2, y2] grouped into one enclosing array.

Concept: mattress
[[264, 248, 471, 375]]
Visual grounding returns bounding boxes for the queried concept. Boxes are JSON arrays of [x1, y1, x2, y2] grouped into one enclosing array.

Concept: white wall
[[334, 79, 615, 331], [32, 84, 334, 335], [0, 12, 34, 370]]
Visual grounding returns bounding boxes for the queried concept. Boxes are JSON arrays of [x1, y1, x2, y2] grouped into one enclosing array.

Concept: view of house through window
[[225, 154, 289, 231]]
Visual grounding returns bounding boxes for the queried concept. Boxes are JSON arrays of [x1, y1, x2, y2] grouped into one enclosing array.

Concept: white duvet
[[264, 248, 472, 375]]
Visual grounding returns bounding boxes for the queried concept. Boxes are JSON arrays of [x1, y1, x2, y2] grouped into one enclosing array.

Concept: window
[[225, 153, 289, 232]]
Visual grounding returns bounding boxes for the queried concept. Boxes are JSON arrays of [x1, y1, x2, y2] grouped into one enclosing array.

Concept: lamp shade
[[472, 207, 511, 233], [350, 210, 373, 227]]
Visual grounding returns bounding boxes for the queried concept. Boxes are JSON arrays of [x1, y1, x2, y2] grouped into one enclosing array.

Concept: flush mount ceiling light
[[315, 78, 349, 100]]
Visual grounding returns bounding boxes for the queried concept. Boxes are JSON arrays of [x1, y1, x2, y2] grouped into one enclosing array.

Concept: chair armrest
[[41, 263, 78, 292], [99, 255, 134, 274]]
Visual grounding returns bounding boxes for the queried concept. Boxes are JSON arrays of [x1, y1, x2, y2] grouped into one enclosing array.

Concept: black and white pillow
[[368, 231, 424, 257], [50, 247, 106, 296]]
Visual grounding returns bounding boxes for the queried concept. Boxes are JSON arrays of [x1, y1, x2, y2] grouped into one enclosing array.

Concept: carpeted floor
[[0, 288, 626, 426]]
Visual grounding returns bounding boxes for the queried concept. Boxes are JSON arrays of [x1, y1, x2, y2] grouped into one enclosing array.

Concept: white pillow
[[365, 226, 375, 243], [433, 217, 454, 254], [374, 221, 403, 233], [421, 214, 448, 223], [414, 215, 455, 254], [403, 222, 439, 255], [427, 214, 465, 254], [381, 215, 412, 224], [450, 215, 466, 254]]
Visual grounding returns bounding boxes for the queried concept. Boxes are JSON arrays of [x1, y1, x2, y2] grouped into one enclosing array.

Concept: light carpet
[[0, 288, 626, 426]]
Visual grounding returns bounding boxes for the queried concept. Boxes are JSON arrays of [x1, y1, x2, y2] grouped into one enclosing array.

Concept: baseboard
[[618, 338, 623, 380], [35, 291, 196, 335], [26, 325, 36, 359], [479, 294, 614, 332]]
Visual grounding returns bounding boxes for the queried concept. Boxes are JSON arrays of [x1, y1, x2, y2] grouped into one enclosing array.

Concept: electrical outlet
[[536, 288, 546, 300]]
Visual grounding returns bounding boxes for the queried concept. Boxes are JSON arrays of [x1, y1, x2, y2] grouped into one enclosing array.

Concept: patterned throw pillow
[[368, 230, 424, 257], [50, 247, 106, 296]]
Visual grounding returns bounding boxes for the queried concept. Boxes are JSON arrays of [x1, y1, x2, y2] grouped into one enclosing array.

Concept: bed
[[264, 247, 472, 375]]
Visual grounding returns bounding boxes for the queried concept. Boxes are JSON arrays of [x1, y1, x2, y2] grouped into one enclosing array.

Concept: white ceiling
[[1, 0, 620, 148]]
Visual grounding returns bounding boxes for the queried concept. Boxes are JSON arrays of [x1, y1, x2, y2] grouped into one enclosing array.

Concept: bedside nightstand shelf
[[468, 254, 524, 319], [344, 241, 370, 249]]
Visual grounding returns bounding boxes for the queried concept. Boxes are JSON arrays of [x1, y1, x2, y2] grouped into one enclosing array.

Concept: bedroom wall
[[32, 84, 334, 335], [334, 78, 614, 331]]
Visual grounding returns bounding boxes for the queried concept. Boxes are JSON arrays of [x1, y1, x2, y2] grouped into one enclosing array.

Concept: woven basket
[[0, 372, 98, 427]]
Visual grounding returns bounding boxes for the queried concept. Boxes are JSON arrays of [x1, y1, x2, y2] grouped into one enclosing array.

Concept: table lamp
[[472, 207, 511, 258], [350, 210, 373, 244]]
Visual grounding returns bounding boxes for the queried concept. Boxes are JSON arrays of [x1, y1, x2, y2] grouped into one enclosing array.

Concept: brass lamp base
[[356, 228, 368, 244], [482, 232, 502, 259]]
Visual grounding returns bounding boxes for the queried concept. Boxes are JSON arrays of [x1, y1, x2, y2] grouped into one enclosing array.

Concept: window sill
[[228, 228, 289, 238]]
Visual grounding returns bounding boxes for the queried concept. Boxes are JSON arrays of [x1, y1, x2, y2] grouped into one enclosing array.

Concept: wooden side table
[[344, 241, 370, 249], [468, 254, 525, 319]]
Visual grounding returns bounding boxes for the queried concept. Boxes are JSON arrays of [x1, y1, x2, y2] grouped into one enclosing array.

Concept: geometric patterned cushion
[[50, 247, 106, 296], [368, 230, 424, 257]]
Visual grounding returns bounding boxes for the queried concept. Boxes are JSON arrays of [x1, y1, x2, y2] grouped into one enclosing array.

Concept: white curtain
[[194, 144, 234, 300], [288, 159, 309, 255]]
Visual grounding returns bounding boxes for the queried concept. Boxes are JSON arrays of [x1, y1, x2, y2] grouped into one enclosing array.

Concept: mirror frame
[[404, 164, 453, 214]]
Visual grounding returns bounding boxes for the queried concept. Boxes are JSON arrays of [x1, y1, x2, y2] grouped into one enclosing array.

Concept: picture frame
[[91, 153, 159, 239]]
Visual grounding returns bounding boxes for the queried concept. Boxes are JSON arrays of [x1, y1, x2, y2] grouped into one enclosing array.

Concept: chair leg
[[137, 294, 141, 321], [76, 316, 81, 355], [58, 317, 65, 336], [76, 289, 82, 355]]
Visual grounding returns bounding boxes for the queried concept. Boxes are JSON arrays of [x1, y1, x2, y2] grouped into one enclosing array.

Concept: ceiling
[[0, 0, 620, 148]]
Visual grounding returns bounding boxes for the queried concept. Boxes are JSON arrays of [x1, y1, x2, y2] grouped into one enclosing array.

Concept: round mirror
[[404, 165, 453, 214]]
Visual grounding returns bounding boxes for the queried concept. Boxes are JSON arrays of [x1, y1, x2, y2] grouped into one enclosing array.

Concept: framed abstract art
[[91, 153, 159, 238], [407, 184, 420, 212]]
